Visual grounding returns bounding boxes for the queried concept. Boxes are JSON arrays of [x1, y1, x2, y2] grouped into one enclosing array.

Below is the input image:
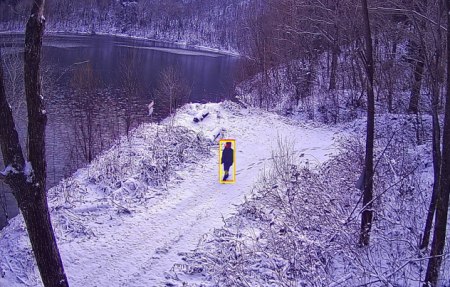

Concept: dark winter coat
[[221, 147, 234, 167]]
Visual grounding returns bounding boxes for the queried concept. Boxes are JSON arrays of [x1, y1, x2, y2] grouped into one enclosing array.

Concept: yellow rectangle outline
[[219, 139, 236, 184]]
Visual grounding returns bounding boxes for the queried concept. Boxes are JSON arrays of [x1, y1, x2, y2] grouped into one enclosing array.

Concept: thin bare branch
[[369, 6, 447, 31]]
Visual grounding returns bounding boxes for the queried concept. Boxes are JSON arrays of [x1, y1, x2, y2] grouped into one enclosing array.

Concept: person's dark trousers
[[223, 163, 231, 180]]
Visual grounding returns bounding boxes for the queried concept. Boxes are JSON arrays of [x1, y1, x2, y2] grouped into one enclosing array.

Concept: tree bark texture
[[421, 26, 443, 250], [408, 48, 425, 114], [25, 2, 47, 187], [0, 1, 70, 286], [408, 0, 427, 114], [420, 2, 444, 249], [359, 0, 375, 247], [329, 44, 339, 91], [424, 0, 450, 285], [421, 82, 442, 250]]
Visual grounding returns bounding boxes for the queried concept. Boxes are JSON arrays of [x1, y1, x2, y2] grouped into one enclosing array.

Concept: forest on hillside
[[0, 0, 252, 51]]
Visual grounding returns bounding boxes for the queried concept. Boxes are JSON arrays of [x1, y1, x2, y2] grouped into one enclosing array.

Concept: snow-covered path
[[0, 103, 340, 287]]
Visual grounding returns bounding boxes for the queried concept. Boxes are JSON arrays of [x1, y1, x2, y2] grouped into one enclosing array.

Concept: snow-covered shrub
[[85, 124, 210, 193], [315, 115, 439, 286], [175, 138, 356, 286], [174, 115, 448, 286], [47, 122, 211, 241], [0, 217, 40, 286]]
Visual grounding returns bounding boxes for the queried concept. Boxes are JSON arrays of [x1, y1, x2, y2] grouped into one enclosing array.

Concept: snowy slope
[[0, 102, 340, 287]]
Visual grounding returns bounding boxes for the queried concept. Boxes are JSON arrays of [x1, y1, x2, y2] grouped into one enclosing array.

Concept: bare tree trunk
[[387, 41, 397, 113], [424, 1, 450, 285], [420, 45, 442, 249], [421, 82, 442, 250], [0, 1, 70, 286], [359, 0, 375, 247], [408, 48, 425, 114], [0, 52, 26, 174], [329, 44, 339, 91], [421, 21, 443, 249], [25, 1, 47, 192], [408, 0, 427, 114]]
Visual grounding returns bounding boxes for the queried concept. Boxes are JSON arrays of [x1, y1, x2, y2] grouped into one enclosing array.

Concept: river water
[[0, 34, 239, 229]]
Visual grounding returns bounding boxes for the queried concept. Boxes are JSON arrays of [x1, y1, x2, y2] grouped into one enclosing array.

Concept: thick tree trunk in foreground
[[359, 0, 375, 247], [25, 2, 48, 193], [420, 12, 443, 249], [421, 80, 442, 250], [421, 115, 440, 250], [424, 1, 450, 285], [0, 1, 70, 286]]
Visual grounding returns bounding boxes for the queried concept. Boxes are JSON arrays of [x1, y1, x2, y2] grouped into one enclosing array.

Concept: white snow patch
[[43, 43, 90, 49], [0, 165, 18, 176], [24, 162, 33, 183], [116, 45, 222, 57]]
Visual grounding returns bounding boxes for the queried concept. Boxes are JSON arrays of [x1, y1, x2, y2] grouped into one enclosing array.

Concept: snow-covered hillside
[[0, 102, 340, 287]]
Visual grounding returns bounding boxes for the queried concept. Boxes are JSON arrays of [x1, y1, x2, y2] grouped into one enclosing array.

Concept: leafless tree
[[407, 1, 427, 114], [424, 1, 450, 285], [359, 0, 376, 247], [2, 49, 26, 121], [0, 1, 69, 286], [420, 0, 446, 251], [154, 66, 191, 116], [70, 61, 100, 163], [120, 50, 144, 136]]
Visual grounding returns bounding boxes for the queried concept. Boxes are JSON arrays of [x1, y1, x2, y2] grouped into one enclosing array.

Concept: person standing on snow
[[221, 142, 234, 181]]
